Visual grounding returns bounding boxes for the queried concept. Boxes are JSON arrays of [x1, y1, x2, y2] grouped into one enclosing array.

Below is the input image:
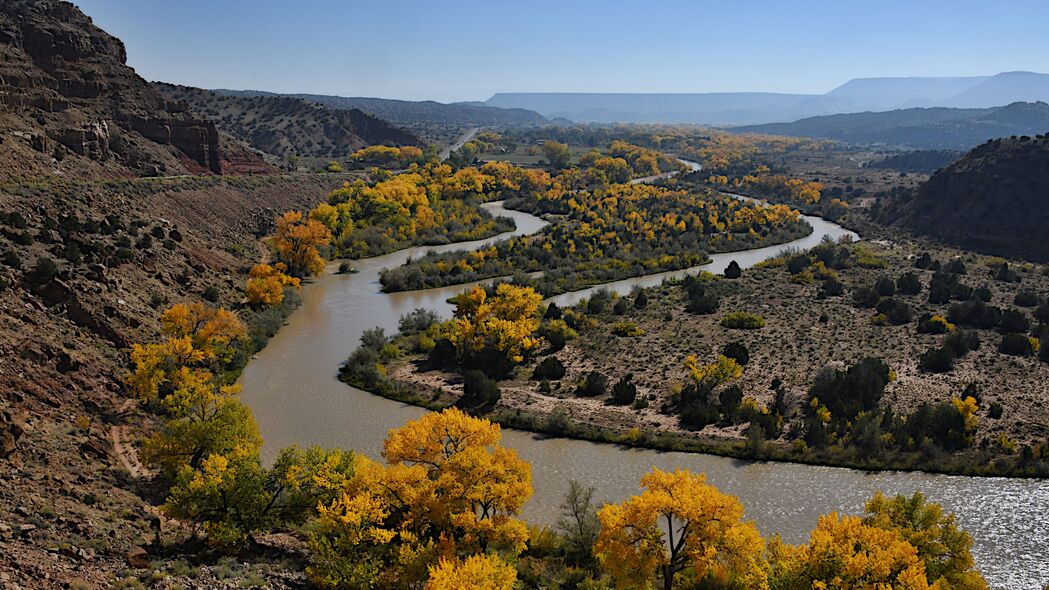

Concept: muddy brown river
[[239, 196, 1048, 589]]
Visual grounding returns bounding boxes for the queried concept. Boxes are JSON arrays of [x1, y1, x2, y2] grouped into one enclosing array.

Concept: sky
[[74, 0, 1049, 103]]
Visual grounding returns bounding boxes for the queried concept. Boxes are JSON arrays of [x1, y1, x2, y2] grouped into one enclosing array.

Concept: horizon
[[73, 0, 1049, 103]]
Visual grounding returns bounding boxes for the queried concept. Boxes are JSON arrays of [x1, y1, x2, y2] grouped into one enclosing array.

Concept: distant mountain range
[[733, 101, 1049, 149], [212, 90, 549, 129], [886, 133, 1049, 262], [486, 72, 1049, 125], [157, 84, 421, 160]]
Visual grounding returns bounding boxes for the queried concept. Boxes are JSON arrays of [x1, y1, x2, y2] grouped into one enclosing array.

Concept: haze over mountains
[[486, 71, 1049, 125]]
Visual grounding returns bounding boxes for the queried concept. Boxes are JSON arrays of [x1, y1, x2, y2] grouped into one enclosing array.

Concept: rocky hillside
[[888, 134, 1049, 261], [155, 84, 423, 161], [0, 0, 270, 181]]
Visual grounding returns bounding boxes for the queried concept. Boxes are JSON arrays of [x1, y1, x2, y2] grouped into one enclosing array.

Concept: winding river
[[239, 177, 1048, 589]]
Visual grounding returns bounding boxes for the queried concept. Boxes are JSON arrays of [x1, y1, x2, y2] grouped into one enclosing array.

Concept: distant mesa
[[486, 72, 1049, 126]]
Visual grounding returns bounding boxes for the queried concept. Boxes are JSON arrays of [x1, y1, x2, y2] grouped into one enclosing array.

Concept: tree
[[724, 260, 742, 279], [576, 370, 608, 397], [542, 140, 572, 170], [274, 210, 332, 278], [685, 354, 743, 395], [610, 374, 638, 405], [773, 513, 930, 589], [309, 409, 532, 588], [441, 284, 542, 368], [426, 554, 517, 590], [595, 468, 767, 590], [162, 445, 353, 550], [863, 492, 987, 590], [245, 262, 300, 306], [557, 480, 601, 569]]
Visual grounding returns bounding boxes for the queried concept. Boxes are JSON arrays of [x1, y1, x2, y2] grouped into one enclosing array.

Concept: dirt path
[[110, 399, 148, 479]]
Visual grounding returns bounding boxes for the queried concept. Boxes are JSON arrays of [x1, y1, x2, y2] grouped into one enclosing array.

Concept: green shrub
[[999, 333, 1033, 356], [720, 312, 765, 330], [532, 357, 566, 381], [576, 371, 607, 397], [398, 308, 439, 334], [461, 370, 501, 406], [24, 256, 58, 288], [609, 374, 637, 406], [722, 342, 749, 366]]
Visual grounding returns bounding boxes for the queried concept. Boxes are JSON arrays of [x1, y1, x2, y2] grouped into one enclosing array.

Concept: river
[[239, 189, 1048, 590]]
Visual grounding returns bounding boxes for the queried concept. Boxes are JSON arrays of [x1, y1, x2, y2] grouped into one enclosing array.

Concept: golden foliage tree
[[595, 467, 768, 590], [275, 210, 332, 277], [245, 262, 301, 307], [308, 408, 533, 589], [441, 283, 542, 364]]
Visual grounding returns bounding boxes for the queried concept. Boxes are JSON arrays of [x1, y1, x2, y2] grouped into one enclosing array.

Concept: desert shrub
[[359, 327, 387, 350], [722, 342, 749, 366], [633, 290, 648, 309], [679, 398, 718, 430], [24, 256, 57, 288], [544, 302, 562, 320], [896, 272, 922, 295], [1000, 333, 1033, 356], [947, 299, 1001, 328], [944, 259, 967, 275], [920, 347, 954, 373], [1, 250, 21, 270], [428, 338, 457, 367], [1015, 290, 1040, 307], [612, 298, 630, 315], [721, 312, 765, 330], [341, 347, 383, 389], [929, 272, 971, 304], [724, 260, 742, 279], [989, 402, 1004, 419], [202, 285, 220, 302], [943, 330, 980, 357], [917, 314, 954, 334], [875, 298, 912, 325], [576, 371, 607, 397], [993, 262, 1020, 283], [586, 289, 611, 315], [609, 374, 637, 406], [874, 276, 896, 297], [808, 358, 890, 424], [818, 278, 844, 298], [539, 319, 578, 351], [684, 279, 719, 314], [999, 309, 1030, 334], [611, 321, 643, 337], [914, 252, 938, 269], [973, 286, 992, 302], [786, 254, 811, 274], [532, 357, 566, 381], [460, 370, 501, 406], [852, 286, 880, 308]]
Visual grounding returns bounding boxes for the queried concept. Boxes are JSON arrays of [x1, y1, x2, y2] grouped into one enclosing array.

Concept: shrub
[[786, 254, 811, 274], [945, 259, 967, 275], [684, 280, 719, 314], [974, 286, 992, 302], [633, 290, 648, 309], [988, 402, 1004, 419], [874, 276, 896, 297], [609, 374, 637, 406], [721, 312, 765, 330], [202, 285, 220, 302], [576, 371, 607, 397], [24, 256, 58, 288], [612, 298, 630, 315], [428, 338, 457, 367], [724, 260, 742, 279], [722, 342, 749, 366], [819, 278, 844, 298], [540, 319, 578, 351], [808, 358, 890, 424], [586, 289, 611, 315], [917, 314, 954, 334], [461, 370, 501, 406], [1015, 290, 1040, 307], [544, 302, 562, 319], [947, 299, 1001, 328], [611, 321, 643, 337], [999, 309, 1030, 334], [718, 385, 743, 423], [398, 308, 439, 334], [532, 357, 566, 381], [896, 272, 922, 295], [943, 330, 980, 357], [920, 347, 954, 373], [1, 250, 21, 270], [359, 327, 387, 350], [852, 287, 880, 308], [679, 399, 718, 430], [914, 252, 936, 269], [999, 333, 1033, 356]]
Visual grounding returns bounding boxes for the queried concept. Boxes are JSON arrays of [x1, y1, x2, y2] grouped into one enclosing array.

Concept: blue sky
[[75, 0, 1049, 102]]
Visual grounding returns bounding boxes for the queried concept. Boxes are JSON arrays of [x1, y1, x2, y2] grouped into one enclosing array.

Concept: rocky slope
[[155, 84, 423, 161], [887, 134, 1049, 261], [0, 0, 271, 181]]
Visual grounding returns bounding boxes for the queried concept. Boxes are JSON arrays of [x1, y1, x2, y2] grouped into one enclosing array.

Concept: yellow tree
[[442, 284, 542, 364], [595, 468, 768, 590], [685, 354, 743, 394], [274, 210, 332, 277], [426, 554, 517, 590], [308, 408, 533, 589], [245, 262, 301, 307], [160, 302, 246, 365], [773, 513, 930, 590], [864, 492, 987, 590]]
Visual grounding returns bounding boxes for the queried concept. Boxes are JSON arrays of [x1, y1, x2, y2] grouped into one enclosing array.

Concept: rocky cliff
[[0, 0, 269, 179]]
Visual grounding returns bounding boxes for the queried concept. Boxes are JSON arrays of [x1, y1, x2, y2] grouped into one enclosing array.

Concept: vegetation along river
[[239, 185, 1048, 590]]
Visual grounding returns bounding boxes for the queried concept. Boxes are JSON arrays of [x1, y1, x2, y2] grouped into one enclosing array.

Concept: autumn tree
[[864, 492, 987, 590], [438, 283, 542, 375], [162, 445, 353, 549], [771, 513, 930, 590], [595, 467, 768, 590], [308, 408, 533, 588], [542, 140, 573, 170], [274, 210, 332, 278], [245, 262, 301, 307]]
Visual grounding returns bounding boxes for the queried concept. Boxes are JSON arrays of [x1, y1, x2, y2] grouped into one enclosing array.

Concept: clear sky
[[74, 0, 1049, 103]]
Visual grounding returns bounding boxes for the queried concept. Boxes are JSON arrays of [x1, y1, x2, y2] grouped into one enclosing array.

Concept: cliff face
[[0, 0, 267, 178], [890, 134, 1049, 261]]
